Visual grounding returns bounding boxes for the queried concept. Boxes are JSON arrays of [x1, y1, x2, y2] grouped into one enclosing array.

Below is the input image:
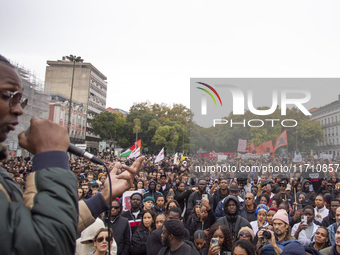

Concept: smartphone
[[309, 184, 313, 192], [202, 194, 208, 200], [211, 238, 219, 248], [297, 204, 303, 211], [301, 215, 307, 225]]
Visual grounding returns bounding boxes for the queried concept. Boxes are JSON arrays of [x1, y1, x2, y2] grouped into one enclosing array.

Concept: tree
[[91, 112, 128, 148]]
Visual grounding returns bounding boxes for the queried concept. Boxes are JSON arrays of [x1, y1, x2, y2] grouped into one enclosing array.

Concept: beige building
[[311, 96, 340, 156], [45, 58, 107, 151], [48, 94, 87, 144]]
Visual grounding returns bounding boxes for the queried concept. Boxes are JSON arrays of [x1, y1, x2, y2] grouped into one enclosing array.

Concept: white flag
[[174, 153, 178, 164], [128, 147, 141, 159], [155, 148, 164, 163], [293, 152, 302, 162]]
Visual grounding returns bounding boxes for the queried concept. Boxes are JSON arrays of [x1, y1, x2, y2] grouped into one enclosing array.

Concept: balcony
[[322, 120, 340, 128]]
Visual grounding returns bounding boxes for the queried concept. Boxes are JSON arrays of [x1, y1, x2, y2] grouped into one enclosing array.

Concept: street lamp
[[66, 55, 83, 136]]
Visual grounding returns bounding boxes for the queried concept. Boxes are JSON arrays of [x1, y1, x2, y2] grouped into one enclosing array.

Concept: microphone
[[25, 128, 105, 165]]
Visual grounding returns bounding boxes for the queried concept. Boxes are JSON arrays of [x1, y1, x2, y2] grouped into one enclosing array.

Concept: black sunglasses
[[112, 205, 120, 209], [96, 236, 110, 243], [239, 231, 251, 237], [245, 197, 253, 200]]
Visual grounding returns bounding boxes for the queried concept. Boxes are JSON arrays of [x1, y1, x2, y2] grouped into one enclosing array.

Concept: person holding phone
[[291, 205, 319, 246], [202, 224, 233, 255], [188, 198, 216, 239]]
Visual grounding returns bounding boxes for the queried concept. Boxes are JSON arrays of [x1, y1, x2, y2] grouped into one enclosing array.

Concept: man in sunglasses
[[0, 55, 145, 254], [0, 55, 77, 254], [108, 199, 131, 255]]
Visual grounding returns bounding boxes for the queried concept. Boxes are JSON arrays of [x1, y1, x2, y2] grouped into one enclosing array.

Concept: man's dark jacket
[[242, 203, 256, 222], [215, 195, 252, 240], [322, 209, 336, 227], [121, 209, 142, 235], [146, 225, 190, 255], [107, 215, 131, 255], [212, 188, 228, 212]]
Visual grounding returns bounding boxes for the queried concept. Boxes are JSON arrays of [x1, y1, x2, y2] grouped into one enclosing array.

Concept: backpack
[[261, 240, 300, 255]]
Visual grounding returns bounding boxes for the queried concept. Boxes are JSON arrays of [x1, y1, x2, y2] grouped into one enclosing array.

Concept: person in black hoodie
[[188, 198, 216, 240], [322, 198, 340, 227], [106, 199, 131, 255], [302, 179, 313, 198], [131, 209, 156, 255], [143, 180, 163, 200], [174, 182, 194, 215], [216, 195, 252, 240]]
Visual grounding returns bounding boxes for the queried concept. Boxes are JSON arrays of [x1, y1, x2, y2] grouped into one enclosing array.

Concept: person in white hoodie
[[76, 218, 117, 255], [291, 205, 319, 246]]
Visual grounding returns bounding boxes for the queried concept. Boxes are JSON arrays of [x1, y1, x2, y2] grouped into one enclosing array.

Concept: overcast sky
[[1, 1, 340, 113]]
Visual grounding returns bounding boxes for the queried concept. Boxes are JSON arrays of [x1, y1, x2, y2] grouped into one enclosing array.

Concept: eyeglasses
[[96, 236, 110, 243], [239, 231, 251, 237], [0, 89, 28, 109], [112, 205, 120, 209], [245, 197, 253, 200]]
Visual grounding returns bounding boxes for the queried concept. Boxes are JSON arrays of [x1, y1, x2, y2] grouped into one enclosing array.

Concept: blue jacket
[[328, 222, 337, 246]]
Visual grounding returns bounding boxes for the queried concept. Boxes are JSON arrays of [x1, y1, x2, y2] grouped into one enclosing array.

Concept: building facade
[[49, 95, 87, 144], [45, 58, 107, 151], [311, 96, 340, 156]]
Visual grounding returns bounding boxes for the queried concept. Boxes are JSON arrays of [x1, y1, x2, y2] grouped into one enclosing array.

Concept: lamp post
[[66, 55, 83, 135]]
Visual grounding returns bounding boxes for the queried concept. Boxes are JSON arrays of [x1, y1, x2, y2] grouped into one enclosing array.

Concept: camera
[[263, 231, 272, 239]]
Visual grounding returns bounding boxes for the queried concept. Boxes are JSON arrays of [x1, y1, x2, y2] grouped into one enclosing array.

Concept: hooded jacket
[[302, 179, 312, 197], [216, 195, 252, 239], [214, 196, 247, 219], [143, 180, 162, 199], [76, 218, 117, 255]]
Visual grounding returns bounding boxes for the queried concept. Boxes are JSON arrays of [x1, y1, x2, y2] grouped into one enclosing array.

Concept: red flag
[[246, 142, 256, 153], [255, 140, 274, 155], [272, 130, 288, 156]]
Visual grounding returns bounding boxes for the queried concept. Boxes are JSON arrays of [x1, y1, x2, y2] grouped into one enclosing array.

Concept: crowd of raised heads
[[2, 153, 340, 255]]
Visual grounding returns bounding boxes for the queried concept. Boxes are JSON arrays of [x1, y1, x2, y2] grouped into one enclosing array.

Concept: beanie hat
[[272, 209, 289, 225], [143, 196, 155, 203], [163, 219, 186, 237]]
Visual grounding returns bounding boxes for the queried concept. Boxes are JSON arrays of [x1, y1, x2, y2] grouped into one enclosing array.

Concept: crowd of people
[[3, 54, 340, 255], [4, 152, 340, 255]]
